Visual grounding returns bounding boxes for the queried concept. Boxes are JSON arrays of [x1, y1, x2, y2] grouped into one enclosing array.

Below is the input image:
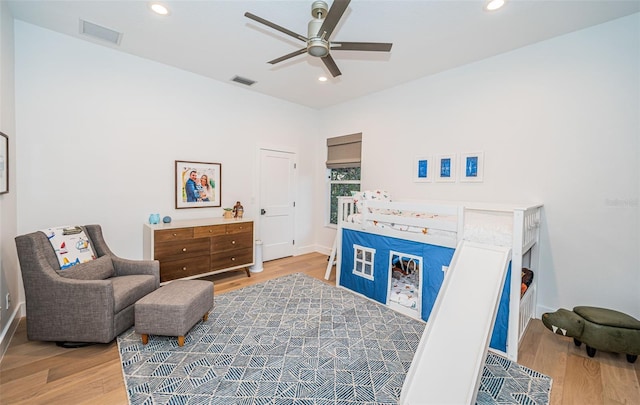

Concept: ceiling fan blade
[[321, 54, 342, 77], [268, 48, 308, 65], [331, 42, 393, 52], [317, 0, 350, 39], [244, 12, 307, 42]]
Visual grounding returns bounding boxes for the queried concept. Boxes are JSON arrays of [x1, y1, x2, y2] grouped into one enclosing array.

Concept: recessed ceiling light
[[318, 76, 328, 82], [150, 3, 169, 15], [484, 0, 505, 11]]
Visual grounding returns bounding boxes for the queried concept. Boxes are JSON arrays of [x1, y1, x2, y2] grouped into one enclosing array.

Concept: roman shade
[[326, 133, 362, 168]]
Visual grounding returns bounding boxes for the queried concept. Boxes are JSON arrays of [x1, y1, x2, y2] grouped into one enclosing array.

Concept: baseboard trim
[[536, 304, 554, 319], [0, 303, 23, 362], [314, 244, 332, 256], [294, 244, 330, 257]]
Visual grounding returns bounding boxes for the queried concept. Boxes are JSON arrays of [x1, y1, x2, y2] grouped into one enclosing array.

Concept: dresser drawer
[[154, 238, 209, 261], [210, 248, 253, 271], [225, 222, 253, 235], [211, 232, 253, 252], [193, 225, 226, 238], [160, 256, 211, 283], [155, 228, 193, 242]]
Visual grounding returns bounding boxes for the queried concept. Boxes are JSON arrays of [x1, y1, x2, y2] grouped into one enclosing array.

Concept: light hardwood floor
[[1, 252, 639, 404]]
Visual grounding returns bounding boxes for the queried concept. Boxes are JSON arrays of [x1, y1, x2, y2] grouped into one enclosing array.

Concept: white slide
[[400, 241, 512, 405]]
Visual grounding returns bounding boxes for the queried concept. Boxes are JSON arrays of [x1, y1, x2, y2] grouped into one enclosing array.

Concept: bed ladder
[[324, 237, 337, 280], [400, 241, 511, 405]]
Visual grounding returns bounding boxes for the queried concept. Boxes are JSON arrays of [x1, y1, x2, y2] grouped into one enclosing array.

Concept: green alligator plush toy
[[542, 306, 640, 363]]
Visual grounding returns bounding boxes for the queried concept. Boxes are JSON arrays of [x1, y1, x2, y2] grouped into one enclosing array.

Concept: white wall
[[14, 21, 320, 260], [0, 0, 19, 357], [317, 14, 639, 317]]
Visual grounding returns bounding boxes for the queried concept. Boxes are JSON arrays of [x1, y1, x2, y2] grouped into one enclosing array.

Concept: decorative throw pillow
[[41, 225, 97, 270], [56, 255, 115, 280]]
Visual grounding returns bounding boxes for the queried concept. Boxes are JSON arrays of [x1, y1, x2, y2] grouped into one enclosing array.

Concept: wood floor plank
[[562, 353, 603, 405], [0, 368, 50, 404], [599, 351, 640, 404], [1, 252, 639, 405], [534, 322, 570, 405], [517, 318, 544, 366]]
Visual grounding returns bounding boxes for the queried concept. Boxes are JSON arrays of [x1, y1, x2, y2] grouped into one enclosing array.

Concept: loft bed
[[333, 191, 542, 361]]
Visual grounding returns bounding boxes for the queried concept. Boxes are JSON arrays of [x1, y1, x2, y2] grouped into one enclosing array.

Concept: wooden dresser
[[143, 218, 254, 283]]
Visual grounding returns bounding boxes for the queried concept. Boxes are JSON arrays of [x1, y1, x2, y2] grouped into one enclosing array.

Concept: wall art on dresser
[[460, 152, 484, 182], [435, 154, 456, 182], [413, 156, 433, 182], [0, 132, 7, 194], [175, 160, 221, 208]]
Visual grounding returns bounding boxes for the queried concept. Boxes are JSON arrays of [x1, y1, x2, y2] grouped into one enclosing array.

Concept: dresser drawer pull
[[182, 248, 187, 252], [231, 257, 236, 261], [182, 267, 187, 271], [231, 240, 236, 245], [173, 233, 177, 237]]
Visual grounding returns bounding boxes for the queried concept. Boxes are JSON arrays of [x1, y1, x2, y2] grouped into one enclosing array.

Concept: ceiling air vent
[[231, 76, 256, 86], [79, 19, 122, 45]]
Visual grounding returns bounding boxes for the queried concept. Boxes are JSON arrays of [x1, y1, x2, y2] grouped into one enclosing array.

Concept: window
[[353, 244, 375, 280], [326, 133, 362, 225], [329, 167, 361, 225]]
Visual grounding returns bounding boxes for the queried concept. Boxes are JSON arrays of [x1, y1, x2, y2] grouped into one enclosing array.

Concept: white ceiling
[[7, 1, 640, 109]]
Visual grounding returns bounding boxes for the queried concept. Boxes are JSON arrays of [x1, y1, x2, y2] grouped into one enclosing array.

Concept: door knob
[[260, 209, 266, 215]]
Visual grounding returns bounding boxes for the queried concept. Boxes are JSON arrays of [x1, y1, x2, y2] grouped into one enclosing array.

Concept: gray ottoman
[[135, 280, 213, 346]]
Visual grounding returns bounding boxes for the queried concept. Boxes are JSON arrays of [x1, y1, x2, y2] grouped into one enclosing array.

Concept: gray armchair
[[15, 224, 159, 344]]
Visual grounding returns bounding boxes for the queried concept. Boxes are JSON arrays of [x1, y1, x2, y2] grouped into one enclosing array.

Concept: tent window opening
[[353, 244, 375, 280]]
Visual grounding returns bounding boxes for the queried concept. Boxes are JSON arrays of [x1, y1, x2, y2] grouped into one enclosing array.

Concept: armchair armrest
[[83, 224, 160, 286], [111, 256, 160, 286], [21, 267, 118, 342]]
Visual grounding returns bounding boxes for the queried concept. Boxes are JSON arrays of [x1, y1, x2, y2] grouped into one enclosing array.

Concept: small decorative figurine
[[223, 208, 233, 219], [149, 214, 160, 224], [233, 201, 244, 218], [162, 216, 172, 224]]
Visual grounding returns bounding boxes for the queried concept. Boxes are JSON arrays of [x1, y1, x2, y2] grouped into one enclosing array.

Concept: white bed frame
[[332, 196, 542, 361]]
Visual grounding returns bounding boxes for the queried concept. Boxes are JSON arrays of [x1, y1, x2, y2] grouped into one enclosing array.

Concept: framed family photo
[[413, 156, 432, 182], [0, 132, 7, 194], [460, 151, 484, 182], [435, 154, 456, 182], [175, 160, 221, 208]]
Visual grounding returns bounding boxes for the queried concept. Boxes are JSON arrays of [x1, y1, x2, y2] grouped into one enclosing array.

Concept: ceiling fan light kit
[[245, 0, 392, 78]]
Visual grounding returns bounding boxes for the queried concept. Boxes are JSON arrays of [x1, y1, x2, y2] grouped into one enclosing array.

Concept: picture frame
[[435, 154, 456, 182], [413, 156, 432, 182], [460, 152, 484, 182], [0, 132, 7, 194], [175, 160, 221, 208]]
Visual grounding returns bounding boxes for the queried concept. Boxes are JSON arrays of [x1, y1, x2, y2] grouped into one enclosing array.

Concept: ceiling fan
[[244, 0, 393, 77]]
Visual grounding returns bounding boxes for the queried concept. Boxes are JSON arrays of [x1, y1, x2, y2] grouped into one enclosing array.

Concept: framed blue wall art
[[460, 152, 484, 182], [435, 154, 456, 182], [413, 156, 432, 182]]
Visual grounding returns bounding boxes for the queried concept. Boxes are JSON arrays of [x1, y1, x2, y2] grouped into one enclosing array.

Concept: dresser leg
[[245, 268, 251, 277]]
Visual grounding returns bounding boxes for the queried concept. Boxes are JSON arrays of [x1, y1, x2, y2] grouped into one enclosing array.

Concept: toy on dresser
[[233, 201, 244, 218]]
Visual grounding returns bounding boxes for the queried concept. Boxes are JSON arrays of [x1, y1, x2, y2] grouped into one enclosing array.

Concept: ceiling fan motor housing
[[308, 17, 329, 57]]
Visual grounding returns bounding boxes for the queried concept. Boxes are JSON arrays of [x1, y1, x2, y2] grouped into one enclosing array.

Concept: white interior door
[[259, 149, 295, 261]]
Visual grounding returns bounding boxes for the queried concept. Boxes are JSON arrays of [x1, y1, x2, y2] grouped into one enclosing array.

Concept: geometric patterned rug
[[117, 273, 552, 405]]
